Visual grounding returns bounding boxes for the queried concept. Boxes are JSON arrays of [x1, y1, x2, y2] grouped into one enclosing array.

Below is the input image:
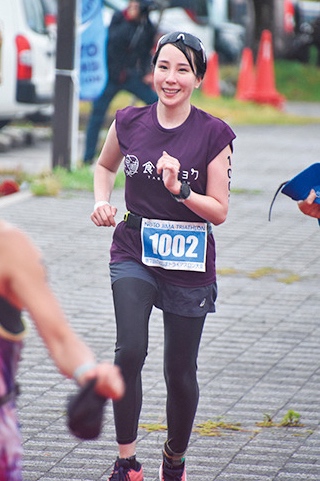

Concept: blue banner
[[80, 0, 108, 100]]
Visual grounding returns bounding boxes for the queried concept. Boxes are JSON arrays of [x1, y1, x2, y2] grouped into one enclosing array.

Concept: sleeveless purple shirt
[[110, 103, 236, 287]]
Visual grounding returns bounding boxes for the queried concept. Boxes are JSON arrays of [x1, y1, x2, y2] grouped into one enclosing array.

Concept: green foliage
[[52, 166, 94, 191], [114, 169, 125, 188], [0, 165, 126, 197], [194, 418, 245, 436], [219, 58, 320, 103], [30, 174, 61, 196], [190, 91, 312, 126], [139, 423, 167, 432], [256, 410, 304, 428], [275, 58, 320, 102], [217, 266, 302, 284], [257, 413, 275, 428], [280, 410, 303, 427], [53, 166, 125, 191]]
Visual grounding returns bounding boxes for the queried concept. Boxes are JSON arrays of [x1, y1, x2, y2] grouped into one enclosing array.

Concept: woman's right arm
[[91, 121, 124, 227]]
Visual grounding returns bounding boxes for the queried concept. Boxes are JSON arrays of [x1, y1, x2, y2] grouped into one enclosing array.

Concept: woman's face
[[126, 1, 140, 20], [153, 44, 201, 108]]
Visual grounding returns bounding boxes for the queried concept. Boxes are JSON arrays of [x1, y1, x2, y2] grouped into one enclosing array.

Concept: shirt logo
[[199, 298, 206, 307], [143, 161, 156, 176], [124, 155, 139, 177]]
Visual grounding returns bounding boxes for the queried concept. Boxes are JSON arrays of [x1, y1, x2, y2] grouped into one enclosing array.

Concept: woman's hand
[[79, 362, 125, 401], [156, 150, 181, 195], [91, 203, 118, 227]]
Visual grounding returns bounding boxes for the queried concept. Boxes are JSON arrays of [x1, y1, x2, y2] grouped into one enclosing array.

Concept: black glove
[[67, 378, 107, 440]]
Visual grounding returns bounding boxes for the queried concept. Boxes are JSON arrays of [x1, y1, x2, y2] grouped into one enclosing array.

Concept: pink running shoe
[[159, 461, 187, 481], [108, 458, 144, 481]]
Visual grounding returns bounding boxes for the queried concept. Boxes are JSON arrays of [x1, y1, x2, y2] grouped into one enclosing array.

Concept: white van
[[0, 0, 56, 128]]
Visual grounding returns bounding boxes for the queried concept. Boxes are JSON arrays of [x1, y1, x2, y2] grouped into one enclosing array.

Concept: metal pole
[[52, 0, 78, 169]]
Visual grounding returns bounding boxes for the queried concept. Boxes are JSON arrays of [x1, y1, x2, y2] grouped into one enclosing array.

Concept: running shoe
[[159, 460, 187, 481], [108, 458, 144, 481]]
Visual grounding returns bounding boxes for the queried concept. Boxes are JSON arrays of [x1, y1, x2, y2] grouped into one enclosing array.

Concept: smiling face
[[153, 44, 202, 110]]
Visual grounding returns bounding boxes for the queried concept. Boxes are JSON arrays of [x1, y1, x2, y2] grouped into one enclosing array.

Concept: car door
[[18, 0, 55, 103]]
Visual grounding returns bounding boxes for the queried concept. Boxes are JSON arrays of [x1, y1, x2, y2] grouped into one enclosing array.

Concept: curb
[[0, 190, 32, 209]]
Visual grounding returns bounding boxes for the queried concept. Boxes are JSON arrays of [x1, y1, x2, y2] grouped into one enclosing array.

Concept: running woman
[[91, 31, 236, 481]]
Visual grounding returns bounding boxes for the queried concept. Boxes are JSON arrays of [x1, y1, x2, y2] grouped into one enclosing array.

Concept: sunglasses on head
[[156, 32, 206, 65]]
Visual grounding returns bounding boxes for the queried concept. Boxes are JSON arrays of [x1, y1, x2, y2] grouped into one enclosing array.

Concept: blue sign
[[80, 0, 107, 100]]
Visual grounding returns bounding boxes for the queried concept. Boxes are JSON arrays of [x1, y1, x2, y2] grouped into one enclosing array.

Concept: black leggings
[[112, 277, 206, 454]]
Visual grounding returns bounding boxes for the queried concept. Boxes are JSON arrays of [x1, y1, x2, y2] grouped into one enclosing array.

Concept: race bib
[[141, 219, 207, 272]]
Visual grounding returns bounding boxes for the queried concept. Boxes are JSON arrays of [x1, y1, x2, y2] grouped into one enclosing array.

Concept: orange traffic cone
[[202, 52, 220, 97], [235, 47, 255, 101], [250, 30, 285, 109]]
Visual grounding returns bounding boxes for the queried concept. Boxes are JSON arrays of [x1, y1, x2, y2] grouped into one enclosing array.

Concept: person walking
[[83, 0, 158, 164], [0, 220, 124, 480], [91, 31, 236, 481]]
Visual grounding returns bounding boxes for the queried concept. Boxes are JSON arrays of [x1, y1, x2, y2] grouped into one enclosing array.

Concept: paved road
[[0, 122, 320, 480]]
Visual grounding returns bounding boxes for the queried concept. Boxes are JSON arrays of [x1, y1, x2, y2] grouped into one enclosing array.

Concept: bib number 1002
[[149, 233, 198, 258]]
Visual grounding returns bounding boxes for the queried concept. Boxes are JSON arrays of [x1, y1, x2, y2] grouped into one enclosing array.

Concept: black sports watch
[[171, 182, 191, 202]]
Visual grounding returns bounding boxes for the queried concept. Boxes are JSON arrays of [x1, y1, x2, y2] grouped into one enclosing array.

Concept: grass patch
[[277, 273, 302, 284], [217, 266, 302, 284], [275, 58, 320, 102], [231, 188, 262, 195], [249, 267, 302, 283], [28, 166, 94, 196], [80, 90, 318, 130], [114, 169, 125, 189], [30, 174, 61, 196], [249, 267, 283, 279], [194, 418, 246, 437], [53, 165, 94, 191], [53, 165, 125, 191], [139, 412, 307, 438], [256, 410, 304, 428], [139, 423, 167, 432], [217, 267, 240, 276], [220, 58, 320, 103], [0, 165, 126, 197], [190, 92, 312, 126]]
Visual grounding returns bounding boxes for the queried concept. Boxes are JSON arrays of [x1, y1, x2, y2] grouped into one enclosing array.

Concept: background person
[[0, 220, 124, 480], [83, 0, 158, 164], [91, 31, 236, 481]]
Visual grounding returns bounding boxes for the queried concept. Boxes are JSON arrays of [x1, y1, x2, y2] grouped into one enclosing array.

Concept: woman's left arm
[[183, 145, 232, 225]]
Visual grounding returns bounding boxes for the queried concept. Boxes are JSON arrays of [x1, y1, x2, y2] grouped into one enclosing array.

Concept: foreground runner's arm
[[0, 220, 124, 400]]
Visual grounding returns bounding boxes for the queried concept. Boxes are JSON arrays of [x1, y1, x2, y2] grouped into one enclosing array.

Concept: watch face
[[181, 182, 191, 199]]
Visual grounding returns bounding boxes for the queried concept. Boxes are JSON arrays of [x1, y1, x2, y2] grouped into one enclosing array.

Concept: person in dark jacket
[[83, 0, 158, 164]]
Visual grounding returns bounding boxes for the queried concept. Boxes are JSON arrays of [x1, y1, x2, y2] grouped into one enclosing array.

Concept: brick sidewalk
[[0, 124, 319, 480]]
